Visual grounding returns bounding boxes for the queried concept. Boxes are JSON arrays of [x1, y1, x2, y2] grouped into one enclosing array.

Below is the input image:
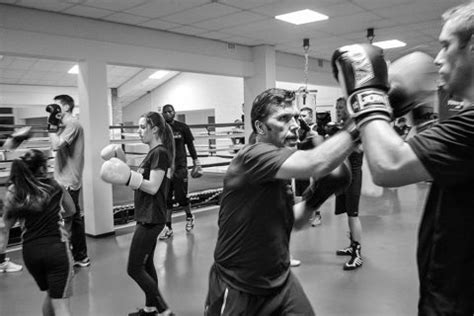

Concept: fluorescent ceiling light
[[149, 70, 170, 79], [275, 9, 328, 25], [373, 39, 406, 49], [68, 65, 79, 74]]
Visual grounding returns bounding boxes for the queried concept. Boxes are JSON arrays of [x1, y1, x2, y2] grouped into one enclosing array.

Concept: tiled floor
[[1, 183, 429, 316]]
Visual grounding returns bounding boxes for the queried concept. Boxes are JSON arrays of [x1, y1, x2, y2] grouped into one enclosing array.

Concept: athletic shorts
[[22, 240, 74, 299], [335, 151, 363, 217], [205, 264, 315, 316]]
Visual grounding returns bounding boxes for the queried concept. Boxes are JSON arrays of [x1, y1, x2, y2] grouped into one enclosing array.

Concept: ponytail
[[143, 111, 176, 174], [6, 150, 51, 217]]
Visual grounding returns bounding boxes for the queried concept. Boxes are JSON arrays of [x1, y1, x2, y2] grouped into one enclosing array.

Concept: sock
[[144, 306, 157, 313], [0, 253, 6, 263], [166, 222, 172, 229]]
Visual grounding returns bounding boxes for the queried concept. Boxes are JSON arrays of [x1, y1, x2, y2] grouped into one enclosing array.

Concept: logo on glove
[[342, 45, 375, 87]]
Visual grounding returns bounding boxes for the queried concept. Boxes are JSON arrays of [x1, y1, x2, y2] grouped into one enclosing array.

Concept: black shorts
[[205, 264, 315, 316], [22, 240, 74, 299], [335, 152, 363, 217], [167, 167, 189, 207]]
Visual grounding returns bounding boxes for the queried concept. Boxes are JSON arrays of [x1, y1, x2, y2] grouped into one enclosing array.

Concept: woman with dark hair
[[0, 149, 76, 316], [101, 111, 175, 316]]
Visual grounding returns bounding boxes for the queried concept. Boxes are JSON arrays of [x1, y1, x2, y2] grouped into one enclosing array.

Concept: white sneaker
[[158, 227, 173, 240], [311, 214, 322, 227], [0, 258, 23, 273], [185, 216, 195, 232]]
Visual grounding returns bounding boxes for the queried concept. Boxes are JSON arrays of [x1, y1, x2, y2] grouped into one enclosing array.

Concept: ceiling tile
[[125, 0, 208, 19], [9, 58, 36, 70], [352, 0, 413, 9], [63, 5, 114, 19], [139, 18, 181, 30], [218, 0, 282, 10], [102, 12, 150, 25], [1, 69, 26, 79], [15, 0, 74, 12], [319, 2, 365, 17], [193, 11, 266, 31], [250, 0, 347, 17], [313, 12, 384, 35], [31, 60, 59, 71], [66, 0, 148, 12], [22, 70, 50, 80], [161, 3, 241, 24]]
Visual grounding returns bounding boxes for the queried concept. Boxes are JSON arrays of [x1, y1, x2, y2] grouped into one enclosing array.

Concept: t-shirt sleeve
[[60, 120, 81, 145], [149, 147, 169, 171], [408, 107, 474, 187], [240, 143, 295, 184]]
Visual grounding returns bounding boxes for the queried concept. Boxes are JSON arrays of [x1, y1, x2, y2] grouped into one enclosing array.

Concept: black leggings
[[127, 223, 168, 312]]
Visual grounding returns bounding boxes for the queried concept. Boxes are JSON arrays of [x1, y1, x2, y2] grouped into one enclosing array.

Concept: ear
[[255, 120, 266, 135]]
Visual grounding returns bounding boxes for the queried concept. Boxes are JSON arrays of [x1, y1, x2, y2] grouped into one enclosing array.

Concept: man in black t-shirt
[[332, 3, 474, 315], [160, 104, 200, 240], [205, 88, 359, 315]]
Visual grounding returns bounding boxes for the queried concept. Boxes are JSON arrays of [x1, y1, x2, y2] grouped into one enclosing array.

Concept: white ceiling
[[0, 0, 459, 105]]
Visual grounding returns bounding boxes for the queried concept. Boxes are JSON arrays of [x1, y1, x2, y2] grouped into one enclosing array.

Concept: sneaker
[[343, 242, 363, 271], [336, 245, 353, 256], [185, 216, 195, 232], [0, 258, 23, 273], [290, 257, 301, 267], [311, 213, 322, 227], [159, 227, 173, 240], [74, 257, 91, 268], [128, 309, 157, 316]]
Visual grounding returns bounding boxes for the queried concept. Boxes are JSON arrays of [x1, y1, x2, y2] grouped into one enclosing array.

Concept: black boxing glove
[[45, 103, 62, 132], [303, 161, 352, 210], [332, 44, 391, 128], [388, 51, 437, 118]]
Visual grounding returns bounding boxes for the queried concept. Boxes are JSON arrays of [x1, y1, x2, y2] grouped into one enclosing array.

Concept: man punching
[[332, 2, 473, 314], [204, 88, 357, 315]]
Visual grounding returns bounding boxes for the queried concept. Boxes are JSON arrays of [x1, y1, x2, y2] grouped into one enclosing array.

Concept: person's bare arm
[[277, 130, 355, 181], [138, 169, 166, 195], [360, 120, 431, 187]]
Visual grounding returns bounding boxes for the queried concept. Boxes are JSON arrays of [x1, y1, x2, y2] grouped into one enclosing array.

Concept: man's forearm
[[360, 120, 431, 186]]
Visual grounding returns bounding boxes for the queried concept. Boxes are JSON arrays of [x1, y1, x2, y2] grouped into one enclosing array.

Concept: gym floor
[[0, 183, 429, 316]]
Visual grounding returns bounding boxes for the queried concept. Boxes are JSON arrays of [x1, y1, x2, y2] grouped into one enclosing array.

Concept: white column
[[77, 59, 115, 236], [243, 45, 276, 140]]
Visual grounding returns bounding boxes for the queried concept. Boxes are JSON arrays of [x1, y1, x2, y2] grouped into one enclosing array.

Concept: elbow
[[370, 162, 399, 187]]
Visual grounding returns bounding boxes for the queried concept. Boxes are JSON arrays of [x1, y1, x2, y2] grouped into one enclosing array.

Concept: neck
[[148, 138, 162, 150]]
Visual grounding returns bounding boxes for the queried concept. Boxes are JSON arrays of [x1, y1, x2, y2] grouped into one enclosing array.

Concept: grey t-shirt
[[54, 115, 84, 190]]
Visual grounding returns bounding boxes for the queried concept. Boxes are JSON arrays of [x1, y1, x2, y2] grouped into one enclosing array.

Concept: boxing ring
[[0, 122, 245, 246]]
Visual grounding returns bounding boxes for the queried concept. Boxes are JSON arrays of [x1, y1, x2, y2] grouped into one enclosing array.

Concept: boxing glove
[[45, 103, 62, 132], [2, 126, 33, 150], [303, 160, 352, 210], [190, 159, 203, 178], [100, 144, 126, 162], [332, 44, 391, 128], [388, 51, 437, 118], [100, 158, 143, 190]]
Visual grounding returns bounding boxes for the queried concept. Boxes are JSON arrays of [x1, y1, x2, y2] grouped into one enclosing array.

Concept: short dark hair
[[163, 104, 175, 111], [442, 2, 474, 47], [300, 107, 313, 116], [54, 94, 75, 112], [250, 88, 295, 133]]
